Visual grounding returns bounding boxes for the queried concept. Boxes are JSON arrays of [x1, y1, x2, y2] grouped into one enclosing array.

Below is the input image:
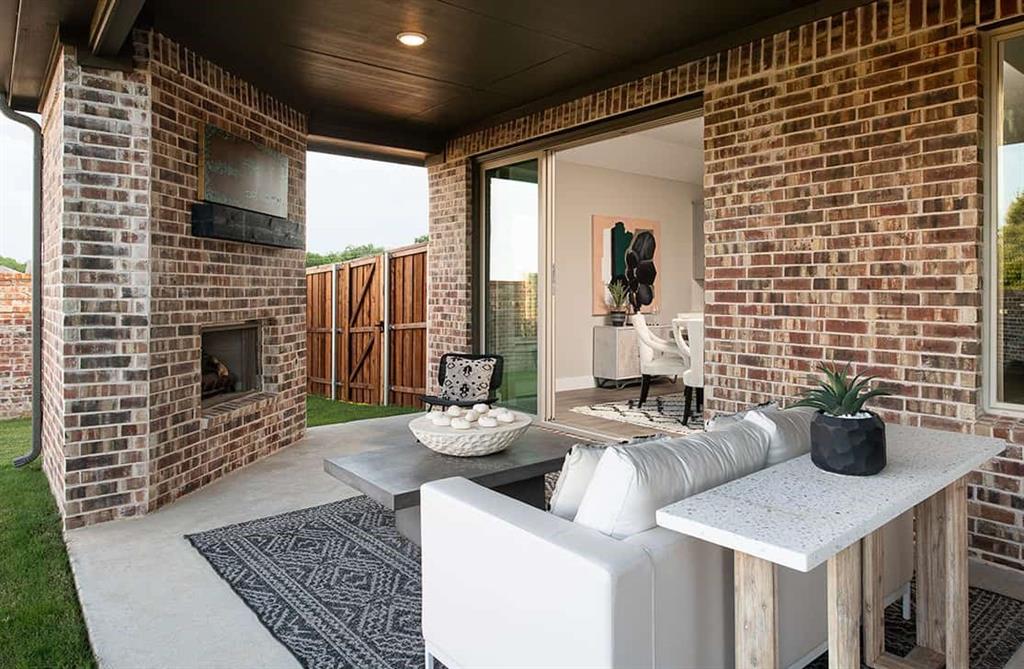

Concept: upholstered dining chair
[[632, 314, 688, 408], [671, 316, 704, 426]]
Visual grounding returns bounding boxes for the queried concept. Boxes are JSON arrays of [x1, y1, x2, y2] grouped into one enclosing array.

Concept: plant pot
[[809, 411, 886, 476], [609, 310, 627, 326]]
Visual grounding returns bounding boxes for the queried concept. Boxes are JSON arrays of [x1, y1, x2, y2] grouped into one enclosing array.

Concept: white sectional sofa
[[421, 408, 914, 669]]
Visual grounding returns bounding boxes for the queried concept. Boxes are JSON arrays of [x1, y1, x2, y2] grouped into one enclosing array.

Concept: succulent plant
[[607, 280, 629, 311], [792, 363, 894, 417]]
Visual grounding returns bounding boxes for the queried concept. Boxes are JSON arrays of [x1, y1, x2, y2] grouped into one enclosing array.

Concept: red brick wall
[[39, 32, 306, 528], [0, 273, 32, 419], [430, 0, 1024, 572], [146, 32, 307, 510], [426, 159, 473, 392]]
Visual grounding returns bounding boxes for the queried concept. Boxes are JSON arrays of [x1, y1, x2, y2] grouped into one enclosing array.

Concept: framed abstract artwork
[[591, 215, 661, 315]]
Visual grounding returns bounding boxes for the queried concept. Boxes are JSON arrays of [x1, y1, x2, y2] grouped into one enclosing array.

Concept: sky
[[0, 114, 427, 263]]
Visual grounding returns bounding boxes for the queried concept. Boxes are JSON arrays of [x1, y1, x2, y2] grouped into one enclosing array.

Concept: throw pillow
[[548, 435, 660, 519], [440, 357, 496, 401], [572, 420, 771, 539], [743, 406, 816, 466], [549, 444, 609, 519], [705, 400, 778, 431]]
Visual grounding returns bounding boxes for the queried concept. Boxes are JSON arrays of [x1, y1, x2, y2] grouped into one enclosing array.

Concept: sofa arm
[[421, 477, 654, 669]]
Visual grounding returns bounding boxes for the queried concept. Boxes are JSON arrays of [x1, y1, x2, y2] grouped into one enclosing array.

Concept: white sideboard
[[592, 324, 673, 388]]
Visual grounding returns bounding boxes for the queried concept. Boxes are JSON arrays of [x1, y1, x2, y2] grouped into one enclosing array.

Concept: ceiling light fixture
[[397, 32, 427, 47]]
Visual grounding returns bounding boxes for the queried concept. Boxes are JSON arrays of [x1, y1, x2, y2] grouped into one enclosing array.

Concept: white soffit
[[556, 116, 704, 184]]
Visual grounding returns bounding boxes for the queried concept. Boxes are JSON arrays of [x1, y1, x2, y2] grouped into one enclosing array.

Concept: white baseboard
[[555, 376, 597, 392]]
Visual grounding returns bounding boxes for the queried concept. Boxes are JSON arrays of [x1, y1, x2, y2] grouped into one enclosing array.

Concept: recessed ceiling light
[[397, 32, 427, 47]]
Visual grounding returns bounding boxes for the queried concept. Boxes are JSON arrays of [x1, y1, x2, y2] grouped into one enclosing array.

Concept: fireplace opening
[[201, 322, 261, 409]]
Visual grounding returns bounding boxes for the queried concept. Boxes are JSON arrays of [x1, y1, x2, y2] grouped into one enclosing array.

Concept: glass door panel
[[484, 159, 539, 413]]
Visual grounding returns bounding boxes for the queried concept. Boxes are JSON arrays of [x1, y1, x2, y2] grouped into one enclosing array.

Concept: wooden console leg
[[945, 477, 969, 669], [915, 490, 947, 654], [828, 542, 862, 669], [862, 529, 885, 666], [735, 551, 777, 669]]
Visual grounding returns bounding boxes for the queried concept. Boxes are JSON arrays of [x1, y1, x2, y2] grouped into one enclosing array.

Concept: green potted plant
[[607, 280, 630, 326], [792, 363, 894, 476]]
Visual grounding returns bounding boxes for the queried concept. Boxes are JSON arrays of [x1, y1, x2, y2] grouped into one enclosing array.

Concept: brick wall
[[40, 52, 66, 510], [0, 273, 32, 419], [429, 0, 1024, 572], [426, 159, 473, 392], [39, 32, 306, 529], [146, 32, 306, 510]]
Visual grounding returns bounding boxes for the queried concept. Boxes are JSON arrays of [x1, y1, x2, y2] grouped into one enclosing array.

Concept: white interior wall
[[552, 160, 703, 390]]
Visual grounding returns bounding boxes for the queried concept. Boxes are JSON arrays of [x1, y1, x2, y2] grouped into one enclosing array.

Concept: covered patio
[[3, 0, 1024, 667]]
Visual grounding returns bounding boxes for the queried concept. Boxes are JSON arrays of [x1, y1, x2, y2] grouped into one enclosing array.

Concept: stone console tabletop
[[656, 424, 1005, 669]]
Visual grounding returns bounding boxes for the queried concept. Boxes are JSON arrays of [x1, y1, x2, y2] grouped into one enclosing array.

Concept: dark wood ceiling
[[4, 0, 870, 157]]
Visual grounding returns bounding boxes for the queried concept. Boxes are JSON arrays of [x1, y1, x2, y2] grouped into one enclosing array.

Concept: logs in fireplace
[[200, 323, 261, 407]]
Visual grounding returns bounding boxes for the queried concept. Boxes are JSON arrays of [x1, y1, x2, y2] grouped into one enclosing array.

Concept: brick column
[[426, 158, 473, 392]]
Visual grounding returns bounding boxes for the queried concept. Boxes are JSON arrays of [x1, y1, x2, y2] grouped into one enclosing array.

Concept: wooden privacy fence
[[306, 244, 427, 407]]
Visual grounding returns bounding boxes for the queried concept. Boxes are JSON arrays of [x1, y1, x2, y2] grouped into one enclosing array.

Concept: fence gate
[[306, 243, 427, 408]]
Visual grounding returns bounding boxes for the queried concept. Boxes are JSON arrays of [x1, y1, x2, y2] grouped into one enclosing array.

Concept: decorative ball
[[478, 416, 498, 428], [446, 406, 463, 417], [496, 411, 515, 423], [430, 414, 452, 427], [473, 403, 491, 414], [450, 418, 471, 430], [464, 410, 479, 422]]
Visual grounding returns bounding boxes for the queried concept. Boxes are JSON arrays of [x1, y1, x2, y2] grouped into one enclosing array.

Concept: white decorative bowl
[[410, 410, 532, 457]]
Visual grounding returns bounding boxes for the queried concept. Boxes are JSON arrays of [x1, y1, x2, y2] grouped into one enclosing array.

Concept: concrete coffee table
[[324, 424, 578, 544]]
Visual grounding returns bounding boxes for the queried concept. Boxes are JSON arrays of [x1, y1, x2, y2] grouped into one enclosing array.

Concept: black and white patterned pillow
[[440, 357, 496, 401]]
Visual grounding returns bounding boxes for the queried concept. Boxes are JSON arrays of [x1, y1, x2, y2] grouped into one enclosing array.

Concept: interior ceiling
[[557, 117, 705, 184], [3, 0, 872, 157]]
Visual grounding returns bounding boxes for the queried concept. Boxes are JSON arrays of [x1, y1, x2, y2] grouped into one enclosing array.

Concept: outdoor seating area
[[3, 0, 1024, 668]]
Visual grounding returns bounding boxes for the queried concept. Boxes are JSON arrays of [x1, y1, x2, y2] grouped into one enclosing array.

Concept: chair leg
[[682, 385, 693, 425], [425, 649, 436, 669], [638, 375, 652, 407], [696, 388, 704, 413]]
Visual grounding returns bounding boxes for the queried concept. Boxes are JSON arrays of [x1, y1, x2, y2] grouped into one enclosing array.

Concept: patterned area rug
[[189, 497, 1024, 669], [187, 496, 422, 669], [569, 391, 704, 434]]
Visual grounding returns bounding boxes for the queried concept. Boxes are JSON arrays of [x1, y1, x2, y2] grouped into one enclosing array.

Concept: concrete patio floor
[[66, 414, 413, 669], [65, 414, 1024, 669]]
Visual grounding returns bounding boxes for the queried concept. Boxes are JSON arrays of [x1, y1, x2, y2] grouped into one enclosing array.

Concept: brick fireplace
[[40, 31, 307, 529]]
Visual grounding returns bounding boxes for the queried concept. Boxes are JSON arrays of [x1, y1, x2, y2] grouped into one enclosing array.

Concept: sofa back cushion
[[743, 406, 816, 466], [573, 421, 770, 538]]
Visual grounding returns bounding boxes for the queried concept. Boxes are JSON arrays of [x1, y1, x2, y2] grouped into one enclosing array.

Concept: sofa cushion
[[549, 444, 609, 520], [744, 406, 816, 466], [573, 421, 771, 538]]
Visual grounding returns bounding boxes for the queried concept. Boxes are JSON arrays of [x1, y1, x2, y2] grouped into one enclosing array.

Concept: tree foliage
[[0, 256, 27, 273], [1002, 191, 1024, 291], [305, 244, 383, 268], [414, 234, 429, 244]]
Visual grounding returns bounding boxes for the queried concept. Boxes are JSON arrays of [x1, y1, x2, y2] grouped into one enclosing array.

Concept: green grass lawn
[[0, 418, 95, 669], [306, 395, 418, 428]]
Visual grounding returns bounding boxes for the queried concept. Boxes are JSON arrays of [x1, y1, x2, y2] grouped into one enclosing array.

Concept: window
[[989, 29, 1024, 410]]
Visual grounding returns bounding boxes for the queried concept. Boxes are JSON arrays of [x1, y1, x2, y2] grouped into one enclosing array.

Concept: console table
[[592, 324, 672, 387], [656, 425, 1004, 669]]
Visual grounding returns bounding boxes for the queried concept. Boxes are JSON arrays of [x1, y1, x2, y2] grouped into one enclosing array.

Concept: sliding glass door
[[482, 158, 540, 414]]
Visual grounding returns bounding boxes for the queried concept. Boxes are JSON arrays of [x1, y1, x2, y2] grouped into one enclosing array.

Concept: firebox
[[200, 322, 261, 408]]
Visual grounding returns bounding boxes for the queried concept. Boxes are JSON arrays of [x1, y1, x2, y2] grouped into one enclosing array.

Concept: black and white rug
[[187, 496, 423, 669], [189, 496, 1024, 669], [570, 391, 704, 434]]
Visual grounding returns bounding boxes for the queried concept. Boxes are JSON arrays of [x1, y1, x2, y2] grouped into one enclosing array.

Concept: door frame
[[476, 151, 550, 419], [473, 98, 705, 436]]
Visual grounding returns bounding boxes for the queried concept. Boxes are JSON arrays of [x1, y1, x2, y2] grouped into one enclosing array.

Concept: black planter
[[609, 311, 627, 326], [810, 411, 887, 476]]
